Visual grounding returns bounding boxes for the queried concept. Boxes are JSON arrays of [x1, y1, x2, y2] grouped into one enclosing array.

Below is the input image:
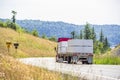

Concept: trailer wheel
[[86, 61, 89, 64], [82, 61, 88, 64], [68, 56, 71, 64], [88, 62, 92, 64], [82, 61, 84, 64]]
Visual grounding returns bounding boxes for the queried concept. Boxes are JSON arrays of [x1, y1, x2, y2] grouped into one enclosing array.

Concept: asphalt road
[[19, 57, 120, 80]]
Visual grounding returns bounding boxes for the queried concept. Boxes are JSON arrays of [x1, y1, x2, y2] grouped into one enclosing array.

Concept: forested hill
[[0, 18, 120, 46]]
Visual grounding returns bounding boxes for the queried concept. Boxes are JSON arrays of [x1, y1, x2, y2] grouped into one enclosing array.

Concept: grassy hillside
[[0, 27, 57, 58], [0, 27, 78, 80], [94, 46, 120, 65], [0, 27, 58, 80]]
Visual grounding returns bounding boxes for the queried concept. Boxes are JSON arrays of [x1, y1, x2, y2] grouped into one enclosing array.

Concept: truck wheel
[[87, 61, 92, 64], [82, 61, 88, 64], [82, 61, 84, 64], [86, 61, 89, 64], [68, 56, 71, 64]]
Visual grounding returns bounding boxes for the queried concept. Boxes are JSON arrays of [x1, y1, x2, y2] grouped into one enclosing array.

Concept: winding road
[[19, 57, 120, 80]]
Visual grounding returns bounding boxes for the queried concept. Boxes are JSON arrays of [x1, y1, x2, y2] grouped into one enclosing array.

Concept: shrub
[[49, 36, 57, 42], [31, 29, 39, 37]]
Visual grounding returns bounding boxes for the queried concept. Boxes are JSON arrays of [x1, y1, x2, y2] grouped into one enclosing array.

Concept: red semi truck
[[55, 38, 93, 64]]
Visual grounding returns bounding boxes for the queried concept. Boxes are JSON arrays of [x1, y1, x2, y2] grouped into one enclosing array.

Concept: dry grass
[[0, 54, 62, 80], [0, 54, 78, 80]]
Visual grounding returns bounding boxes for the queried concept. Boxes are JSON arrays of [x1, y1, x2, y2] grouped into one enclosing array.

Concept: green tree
[[32, 29, 39, 37], [84, 22, 92, 39], [8, 10, 17, 30], [5, 20, 11, 27], [99, 28, 104, 42], [91, 27, 96, 42], [10, 22, 17, 30], [11, 10, 17, 23], [104, 37, 109, 47], [94, 41, 104, 54], [71, 31, 75, 39], [103, 37, 110, 52], [78, 23, 110, 54], [80, 30, 83, 39]]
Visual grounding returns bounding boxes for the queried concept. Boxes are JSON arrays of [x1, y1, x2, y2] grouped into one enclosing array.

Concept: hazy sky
[[0, 0, 120, 25]]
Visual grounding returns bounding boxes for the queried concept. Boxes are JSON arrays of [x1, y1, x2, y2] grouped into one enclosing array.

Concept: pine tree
[[99, 28, 104, 42], [80, 30, 83, 39], [11, 10, 17, 23], [84, 22, 92, 39], [10, 10, 17, 30], [91, 27, 96, 42], [104, 37, 108, 47], [103, 37, 110, 52], [71, 31, 75, 39]]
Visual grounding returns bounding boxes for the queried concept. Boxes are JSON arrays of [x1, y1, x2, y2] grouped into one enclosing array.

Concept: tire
[[68, 56, 71, 64], [82, 61, 88, 64], [87, 61, 92, 64], [82, 61, 84, 64]]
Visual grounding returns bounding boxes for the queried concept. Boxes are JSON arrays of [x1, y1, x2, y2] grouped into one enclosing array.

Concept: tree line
[[71, 22, 110, 54]]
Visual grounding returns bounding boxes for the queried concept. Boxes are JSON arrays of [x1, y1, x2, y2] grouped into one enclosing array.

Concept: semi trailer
[[55, 38, 93, 64]]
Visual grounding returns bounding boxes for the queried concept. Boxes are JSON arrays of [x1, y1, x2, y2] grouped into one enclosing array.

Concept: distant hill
[[0, 27, 57, 57], [0, 18, 120, 46]]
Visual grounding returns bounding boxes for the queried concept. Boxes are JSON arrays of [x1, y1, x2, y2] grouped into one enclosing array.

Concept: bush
[[31, 29, 39, 37], [42, 34, 48, 39], [49, 36, 57, 42], [0, 21, 7, 28]]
